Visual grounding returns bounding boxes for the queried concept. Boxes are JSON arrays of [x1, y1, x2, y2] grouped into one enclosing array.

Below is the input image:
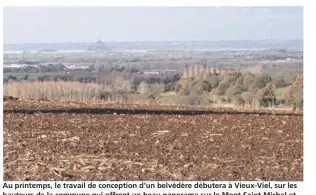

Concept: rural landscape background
[[3, 7, 303, 181], [3, 39, 303, 110]]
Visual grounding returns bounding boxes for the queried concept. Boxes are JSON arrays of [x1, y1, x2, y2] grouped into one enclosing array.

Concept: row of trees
[[4, 65, 303, 109], [177, 69, 303, 110]]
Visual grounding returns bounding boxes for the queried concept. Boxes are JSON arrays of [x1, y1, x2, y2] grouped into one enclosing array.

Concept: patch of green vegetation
[[275, 87, 286, 99]]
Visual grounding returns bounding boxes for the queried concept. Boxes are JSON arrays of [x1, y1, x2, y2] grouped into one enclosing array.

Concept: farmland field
[[3, 100, 303, 181], [276, 87, 286, 99]]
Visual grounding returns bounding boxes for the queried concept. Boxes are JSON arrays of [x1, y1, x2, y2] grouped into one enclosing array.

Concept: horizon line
[[4, 39, 303, 45]]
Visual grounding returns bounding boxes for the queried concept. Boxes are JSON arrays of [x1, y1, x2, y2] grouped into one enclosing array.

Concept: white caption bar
[[1, 182, 303, 195]]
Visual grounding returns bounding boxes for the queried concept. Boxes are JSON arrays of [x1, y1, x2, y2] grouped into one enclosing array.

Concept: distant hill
[[38, 48, 58, 52], [4, 40, 303, 51], [86, 39, 110, 52]]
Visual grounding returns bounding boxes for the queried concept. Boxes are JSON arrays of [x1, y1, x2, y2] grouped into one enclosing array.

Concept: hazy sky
[[3, 6, 303, 44]]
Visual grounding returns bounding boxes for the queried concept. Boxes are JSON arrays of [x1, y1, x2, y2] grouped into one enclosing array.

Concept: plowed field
[[3, 100, 303, 181]]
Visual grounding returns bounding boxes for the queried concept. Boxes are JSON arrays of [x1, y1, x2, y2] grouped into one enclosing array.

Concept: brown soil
[[3, 100, 303, 181]]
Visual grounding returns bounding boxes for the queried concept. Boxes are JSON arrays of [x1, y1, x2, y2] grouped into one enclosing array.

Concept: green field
[[276, 87, 286, 99]]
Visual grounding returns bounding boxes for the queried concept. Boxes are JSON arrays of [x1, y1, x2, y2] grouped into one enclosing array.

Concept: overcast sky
[[3, 6, 303, 44]]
